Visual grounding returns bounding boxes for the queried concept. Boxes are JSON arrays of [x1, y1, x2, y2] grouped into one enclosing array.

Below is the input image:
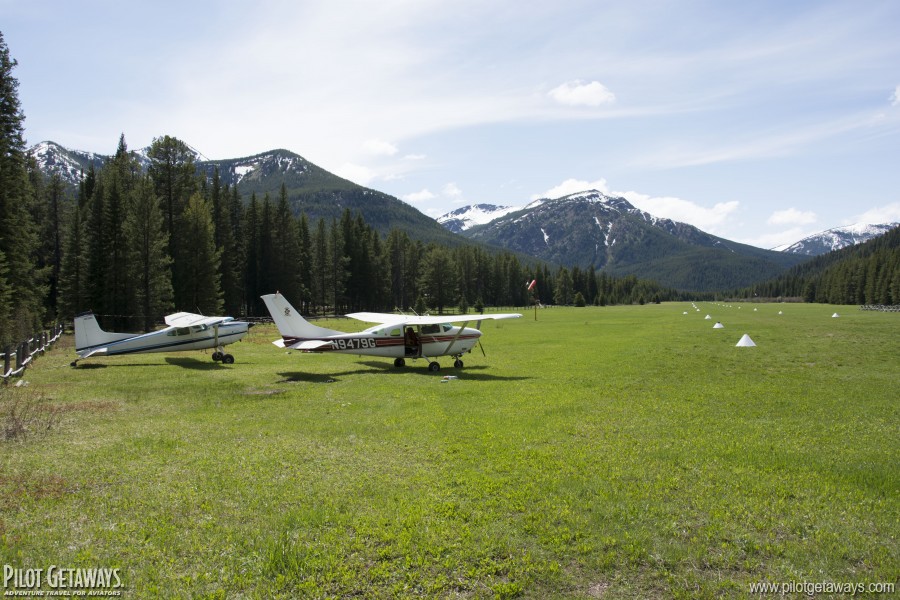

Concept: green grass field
[[1, 303, 898, 598]]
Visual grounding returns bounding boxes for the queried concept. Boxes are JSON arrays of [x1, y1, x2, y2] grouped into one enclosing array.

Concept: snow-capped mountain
[[28, 141, 108, 186], [28, 141, 456, 244], [452, 190, 804, 291], [436, 203, 519, 233], [777, 223, 900, 256]]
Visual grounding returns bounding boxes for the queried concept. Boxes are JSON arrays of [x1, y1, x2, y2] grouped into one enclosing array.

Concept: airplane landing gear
[[212, 347, 235, 364], [453, 359, 464, 368], [428, 361, 441, 372], [394, 357, 406, 368]]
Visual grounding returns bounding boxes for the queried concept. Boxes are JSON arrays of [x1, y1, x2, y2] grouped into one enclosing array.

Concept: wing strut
[[443, 321, 470, 357]]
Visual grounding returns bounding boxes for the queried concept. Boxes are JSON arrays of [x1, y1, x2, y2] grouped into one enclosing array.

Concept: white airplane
[[72, 311, 250, 366], [261, 292, 521, 372]]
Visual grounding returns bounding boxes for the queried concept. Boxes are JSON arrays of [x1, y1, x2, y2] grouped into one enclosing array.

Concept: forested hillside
[[731, 225, 900, 304]]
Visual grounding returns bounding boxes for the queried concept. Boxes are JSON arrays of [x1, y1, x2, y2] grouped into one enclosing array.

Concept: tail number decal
[[331, 338, 376, 350]]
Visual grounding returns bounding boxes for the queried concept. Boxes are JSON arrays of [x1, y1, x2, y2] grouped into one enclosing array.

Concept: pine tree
[[210, 173, 242, 316], [147, 135, 198, 312], [0, 32, 44, 340], [272, 185, 303, 303], [311, 218, 329, 314], [328, 218, 349, 313], [39, 174, 67, 318], [297, 213, 312, 313], [418, 244, 455, 314], [100, 135, 138, 330], [554, 267, 574, 305], [57, 203, 90, 320], [176, 193, 222, 314], [126, 177, 173, 330], [242, 195, 261, 315]]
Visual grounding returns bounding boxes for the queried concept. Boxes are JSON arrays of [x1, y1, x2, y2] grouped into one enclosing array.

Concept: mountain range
[[442, 191, 811, 291], [29, 140, 896, 292], [29, 141, 459, 246], [774, 223, 899, 255], [438, 198, 897, 257]]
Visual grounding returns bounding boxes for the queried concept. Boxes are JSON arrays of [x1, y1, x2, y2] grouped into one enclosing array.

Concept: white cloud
[[334, 163, 376, 186], [442, 182, 464, 200], [892, 85, 900, 106], [742, 227, 815, 250], [403, 189, 435, 203], [533, 178, 610, 200], [403, 154, 426, 160], [621, 192, 740, 232], [548, 80, 615, 107], [364, 139, 399, 156], [767, 208, 818, 226], [534, 177, 738, 233], [851, 201, 900, 224]]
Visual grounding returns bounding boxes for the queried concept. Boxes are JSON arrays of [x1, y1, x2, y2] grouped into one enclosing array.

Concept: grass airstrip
[[1, 303, 898, 598]]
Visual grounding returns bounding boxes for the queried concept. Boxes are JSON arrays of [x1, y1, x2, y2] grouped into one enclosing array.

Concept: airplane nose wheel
[[212, 351, 224, 361], [453, 359, 464, 368], [428, 361, 441, 372]]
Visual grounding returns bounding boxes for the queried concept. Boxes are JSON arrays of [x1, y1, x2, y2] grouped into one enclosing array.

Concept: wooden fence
[[1, 323, 65, 382]]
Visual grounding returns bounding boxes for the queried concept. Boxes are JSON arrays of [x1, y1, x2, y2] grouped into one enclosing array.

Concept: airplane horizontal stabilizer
[[290, 340, 333, 351]]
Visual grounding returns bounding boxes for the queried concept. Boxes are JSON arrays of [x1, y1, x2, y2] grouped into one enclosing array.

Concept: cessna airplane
[[261, 292, 521, 372], [72, 311, 250, 366]]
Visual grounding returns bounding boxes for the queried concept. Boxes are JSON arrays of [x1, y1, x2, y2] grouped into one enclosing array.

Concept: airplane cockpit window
[[421, 324, 439, 334], [191, 324, 209, 333], [167, 327, 192, 337], [389, 328, 401, 337], [442, 324, 453, 332]]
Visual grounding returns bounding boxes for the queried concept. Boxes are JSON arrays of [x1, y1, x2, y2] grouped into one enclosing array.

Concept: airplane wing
[[346, 312, 522, 325], [164, 312, 233, 328]]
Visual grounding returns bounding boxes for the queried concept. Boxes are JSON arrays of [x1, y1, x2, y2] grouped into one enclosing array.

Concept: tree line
[[726, 225, 900, 305]]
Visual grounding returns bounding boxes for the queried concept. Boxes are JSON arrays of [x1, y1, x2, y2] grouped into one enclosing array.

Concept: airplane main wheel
[[428, 362, 440, 372], [394, 357, 406, 368], [222, 354, 235, 364], [212, 352, 224, 361], [454, 359, 464, 368]]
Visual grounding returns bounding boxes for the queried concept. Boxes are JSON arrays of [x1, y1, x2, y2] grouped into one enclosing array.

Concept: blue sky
[[3, 0, 899, 248]]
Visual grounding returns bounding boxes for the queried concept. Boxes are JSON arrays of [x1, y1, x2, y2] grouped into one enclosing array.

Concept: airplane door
[[404, 326, 420, 358]]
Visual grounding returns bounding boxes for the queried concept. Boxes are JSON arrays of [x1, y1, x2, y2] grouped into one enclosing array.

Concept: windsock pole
[[527, 280, 538, 321]]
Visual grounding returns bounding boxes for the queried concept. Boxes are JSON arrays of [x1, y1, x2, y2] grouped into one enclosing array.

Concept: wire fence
[[1, 324, 65, 382], [859, 305, 900, 312]]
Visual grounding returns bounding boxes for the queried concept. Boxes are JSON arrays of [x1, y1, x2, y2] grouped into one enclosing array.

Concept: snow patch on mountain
[[436, 203, 520, 233], [778, 223, 899, 255]]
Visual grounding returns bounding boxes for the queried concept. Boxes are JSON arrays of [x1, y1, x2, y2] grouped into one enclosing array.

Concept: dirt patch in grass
[[0, 474, 74, 509]]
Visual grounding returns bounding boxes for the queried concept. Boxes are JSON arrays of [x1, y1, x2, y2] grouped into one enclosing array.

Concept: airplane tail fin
[[73, 312, 135, 353], [260, 293, 342, 339]]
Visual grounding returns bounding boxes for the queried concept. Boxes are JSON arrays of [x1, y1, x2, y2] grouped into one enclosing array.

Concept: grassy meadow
[[1, 303, 898, 598]]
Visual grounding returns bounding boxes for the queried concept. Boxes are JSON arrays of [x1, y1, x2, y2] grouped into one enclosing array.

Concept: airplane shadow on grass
[[278, 361, 531, 384], [164, 357, 231, 370], [73, 357, 230, 370]]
